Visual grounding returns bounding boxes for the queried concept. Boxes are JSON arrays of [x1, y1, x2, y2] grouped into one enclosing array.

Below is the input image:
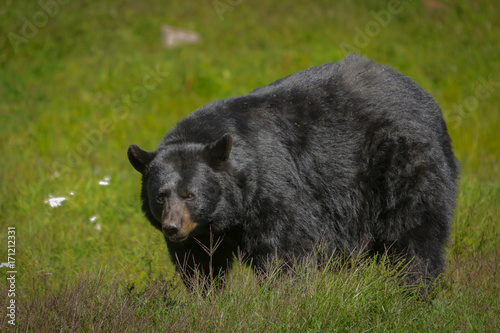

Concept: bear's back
[[165, 55, 447, 147]]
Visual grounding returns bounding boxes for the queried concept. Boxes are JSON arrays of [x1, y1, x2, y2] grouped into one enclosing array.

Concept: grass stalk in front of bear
[[190, 226, 226, 295]]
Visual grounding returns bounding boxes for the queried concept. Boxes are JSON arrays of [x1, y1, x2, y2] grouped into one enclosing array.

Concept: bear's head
[[127, 133, 233, 242]]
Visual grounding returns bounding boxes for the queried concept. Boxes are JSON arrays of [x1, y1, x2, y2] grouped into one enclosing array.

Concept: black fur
[[128, 55, 459, 289]]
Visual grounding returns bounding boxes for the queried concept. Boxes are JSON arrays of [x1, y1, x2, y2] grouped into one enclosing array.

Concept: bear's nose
[[162, 223, 179, 236]]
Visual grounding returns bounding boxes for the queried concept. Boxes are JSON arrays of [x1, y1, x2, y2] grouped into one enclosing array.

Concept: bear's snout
[[161, 198, 198, 242], [162, 222, 180, 237]]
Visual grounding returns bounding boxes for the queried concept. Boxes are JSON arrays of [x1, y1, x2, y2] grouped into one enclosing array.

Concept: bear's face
[[128, 134, 232, 242]]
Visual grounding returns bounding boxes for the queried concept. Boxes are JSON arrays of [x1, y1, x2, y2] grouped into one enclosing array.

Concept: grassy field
[[1, 0, 499, 331]]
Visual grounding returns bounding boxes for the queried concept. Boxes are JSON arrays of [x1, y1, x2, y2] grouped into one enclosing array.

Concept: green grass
[[1, 0, 499, 331]]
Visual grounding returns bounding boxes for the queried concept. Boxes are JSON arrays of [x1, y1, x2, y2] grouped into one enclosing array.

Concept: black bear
[[128, 54, 458, 290]]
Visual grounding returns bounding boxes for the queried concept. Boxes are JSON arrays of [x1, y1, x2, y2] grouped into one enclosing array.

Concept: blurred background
[[0, 0, 498, 329]]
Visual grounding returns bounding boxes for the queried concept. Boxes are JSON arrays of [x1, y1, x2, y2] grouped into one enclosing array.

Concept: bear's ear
[[128, 144, 155, 174], [204, 133, 232, 170]]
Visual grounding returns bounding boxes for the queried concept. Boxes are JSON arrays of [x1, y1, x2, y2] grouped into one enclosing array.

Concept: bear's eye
[[156, 189, 170, 204], [157, 195, 165, 204], [183, 192, 195, 201]]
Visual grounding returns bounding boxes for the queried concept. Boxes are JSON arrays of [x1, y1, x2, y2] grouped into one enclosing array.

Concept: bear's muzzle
[[161, 198, 198, 242]]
